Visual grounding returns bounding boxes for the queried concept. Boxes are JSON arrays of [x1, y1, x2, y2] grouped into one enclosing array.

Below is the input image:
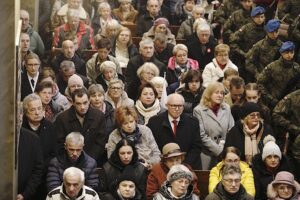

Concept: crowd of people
[[18, 0, 300, 199]]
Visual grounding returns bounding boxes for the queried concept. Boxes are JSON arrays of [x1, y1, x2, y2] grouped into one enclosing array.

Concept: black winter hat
[[117, 166, 137, 186], [240, 102, 261, 119]]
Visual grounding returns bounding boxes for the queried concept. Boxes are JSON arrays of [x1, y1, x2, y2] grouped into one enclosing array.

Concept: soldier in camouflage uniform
[[213, 0, 241, 40], [245, 19, 282, 82], [222, 0, 253, 44], [280, 0, 300, 24], [229, 6, 266, 82], [257, 41, 300, 109]]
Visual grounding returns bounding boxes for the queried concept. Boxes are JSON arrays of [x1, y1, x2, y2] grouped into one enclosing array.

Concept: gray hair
[[137, 62, 160, 78], [108, 79, 125, 90], [196, 22, 211, 34], [221, 164, 242, 177], [98, 2, 111, 13], [139, 38, 154, 49], [167, 164, 193, 183], [67, 8, 80, 18], [106, 19, 120, 29], [23, 94, 42, 114], [173, 44, 188, 55], [88, 84, 105, 96], [192, 5, 205, 14], [63, 167, 85, 184], [65, 132, 84, 146], [193, 18, 208, 32], [150, 77, 168, 87], [167, 93, 185, 105], [60, 60, 75, 70]]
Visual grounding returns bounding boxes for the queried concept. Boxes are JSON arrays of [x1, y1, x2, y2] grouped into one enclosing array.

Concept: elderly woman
[[166, 44, 199, 86], [99, 139, 147, 200], [150, 77, 168, 101], [193, 82, 234, 170], [111, 27, 139, 70], [142, 18, 176, 45], [147, 143, 200, 199], [205, 164, 254, 200], [106, 106, 161, 169], [95, 60, 125, 91], [91, 2, 112, 36], [176, 70, 204, 115], [252, 135, 293, 200], [225, 102, 273, 166], [173, 0, 196, 25], [105, 79, 134, 109], [209, 146, 255, 196], [137, 62, 160, 86], [202, 44, 238, 88], [135, 83, 164, 125], [267, 171, 300, 200], [88, 84, 115, 136], [153, 164, 199, 200], [95, 19, 121, 43], [112, 0, 138, 25], [64, 74, 84, 106]]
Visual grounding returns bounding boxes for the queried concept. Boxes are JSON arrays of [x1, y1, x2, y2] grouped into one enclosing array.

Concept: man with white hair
[[53, 8, 94, 50], [47, 132, 98, 192], [46, 167, 99, 200], [186, 22, 217, 69], [147, 93, 203, 169], [20, 9, 45, 57]]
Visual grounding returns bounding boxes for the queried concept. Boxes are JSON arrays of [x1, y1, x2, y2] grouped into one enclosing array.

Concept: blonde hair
[[200, 82, 224, 107], [215, 44, 230, 56], [136, 62, 160, 78], [173, 44, 188, 55]]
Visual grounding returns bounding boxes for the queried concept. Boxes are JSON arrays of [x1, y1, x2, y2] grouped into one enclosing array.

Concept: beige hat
[[162, 143, 186, 159], [99, 61, 117, 73], [68, 74, 83, 87]]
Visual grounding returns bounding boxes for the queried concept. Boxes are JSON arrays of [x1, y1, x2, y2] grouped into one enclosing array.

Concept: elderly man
[[147, 93, 202, 169], [55, 88, 106, 165], [56, 60, 89, 94], [22, 94, 57, 199], [205, 164, 254, 200], [53, 8, 94, 50], [52, 40, 86, 76], [126, 38, 165, 100], [47, 132, 98, 192], [20, 9, 45, 57], [46, 167, 99, 200], [186, 23, 217, 70], [21, 52, 41, 100], [257, 41, 300, 109], [136, 0, 163, 36]]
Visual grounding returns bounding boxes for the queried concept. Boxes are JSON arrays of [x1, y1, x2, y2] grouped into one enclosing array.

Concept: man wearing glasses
[[205, 164, 254, 200], [147, 93, 202, 169]]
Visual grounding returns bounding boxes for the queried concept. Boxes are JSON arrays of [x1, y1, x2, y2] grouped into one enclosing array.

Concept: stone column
[[0, 0, 18, 199]]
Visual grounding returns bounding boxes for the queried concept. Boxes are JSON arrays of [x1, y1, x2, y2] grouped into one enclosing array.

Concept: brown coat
[[112, 5, 138, 24], [147, 162, 200, 200]]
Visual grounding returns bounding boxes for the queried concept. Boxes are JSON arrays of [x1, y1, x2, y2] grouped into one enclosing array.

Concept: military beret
[[251, 6, 265, 17], [279, 41, 295, 53], [265, 19, 280, 32]]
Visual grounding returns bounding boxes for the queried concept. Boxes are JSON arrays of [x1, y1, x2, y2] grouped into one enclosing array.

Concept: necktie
[[172, 120, 177, 136], [31, 79, 35, 87]]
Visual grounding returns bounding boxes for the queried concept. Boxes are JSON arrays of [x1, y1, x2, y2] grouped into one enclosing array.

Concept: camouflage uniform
[[281, 0, 300, 24], [223, 8, 252, 43], [230, 22, 266, 82], [245, 36, 282, 81], [257, 57, 300, 108], [213, 0, 241, 25]]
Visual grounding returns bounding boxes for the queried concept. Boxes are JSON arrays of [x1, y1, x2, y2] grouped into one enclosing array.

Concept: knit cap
[[251, 6, 265, 17], [167, 164, 193, 183], [240, 102, 261, 119], [68, 74, 83, 87], [279, 41, 295, 53], [117, 166, 137, 186], [262, 135, 282, 160], [265, 19, 280, 32], [153, 18, 169, 27], [99, 61, 117, 73]]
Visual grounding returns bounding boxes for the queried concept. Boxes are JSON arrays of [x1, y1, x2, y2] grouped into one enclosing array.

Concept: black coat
[[252, 153, 293, 200], [21, 72, 40, 101], [18, 128, 43, 200], [95, 73, 125, 92], [126, 55, 166, 100], [147, 111, 202, 169], [224, 121, 274, 162], [56, 73, 89, 95], [136, 12, 162, 37], [55, 106, 106, 163], [154, 43, 174, 66], [176, 87, 204, 115], [186, 33, 217, 70], [51, 52, 86, 76], [47, 151, 98, 192]]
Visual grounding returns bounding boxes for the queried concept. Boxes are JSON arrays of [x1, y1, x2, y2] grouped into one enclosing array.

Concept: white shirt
[[27, 72, 39, 92]]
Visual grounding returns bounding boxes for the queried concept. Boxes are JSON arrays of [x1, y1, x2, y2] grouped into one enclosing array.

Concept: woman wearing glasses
[[224, 102, 274, 166], [209, 146, 255, 196], [193, 82, 234, 170], [205, 164, 254, 200]]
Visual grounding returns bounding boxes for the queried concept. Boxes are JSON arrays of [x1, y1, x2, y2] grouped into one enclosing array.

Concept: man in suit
[[55, 87, 106, 166], [21, 52, 41, 100], [147, 93, 202, 169]]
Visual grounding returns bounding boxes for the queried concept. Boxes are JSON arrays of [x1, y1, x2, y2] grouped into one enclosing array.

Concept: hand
[[16, 194, 24, 200]]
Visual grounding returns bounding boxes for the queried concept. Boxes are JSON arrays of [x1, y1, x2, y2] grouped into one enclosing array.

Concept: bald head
[[20, 10, 30, 31], [166, 94, 185, 119]]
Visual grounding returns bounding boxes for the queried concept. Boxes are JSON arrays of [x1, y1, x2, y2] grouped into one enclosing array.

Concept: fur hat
[[267, 171, 300, 199], [162, 143, 186, 159], [68, 74, 83, 87], [240, 102, 261, 119], [167, 164, 193, 183], [262, 135, 282, 161]]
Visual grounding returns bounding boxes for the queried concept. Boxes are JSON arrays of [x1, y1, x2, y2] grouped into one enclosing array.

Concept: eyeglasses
[[223, 179, 241, 185], [168, 104, 184, 109], [249, 113, 261, 119], [277, 185, 293, 191]]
